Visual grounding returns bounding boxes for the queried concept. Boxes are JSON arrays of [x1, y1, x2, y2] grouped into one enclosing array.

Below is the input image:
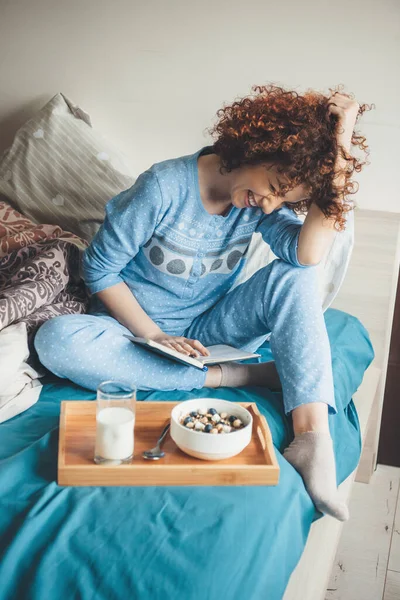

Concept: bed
[[1, 94, 397, 600], [0, 307, 374, 600]]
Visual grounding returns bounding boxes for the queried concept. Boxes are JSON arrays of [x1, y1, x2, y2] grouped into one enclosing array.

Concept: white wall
[[0, 0, 398, 212]]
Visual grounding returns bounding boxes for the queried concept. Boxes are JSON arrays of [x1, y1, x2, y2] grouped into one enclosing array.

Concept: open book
[[124, 336, 261, 371]]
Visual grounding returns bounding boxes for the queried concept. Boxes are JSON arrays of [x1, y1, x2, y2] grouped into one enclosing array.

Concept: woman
[[35, 84, 371, 521]]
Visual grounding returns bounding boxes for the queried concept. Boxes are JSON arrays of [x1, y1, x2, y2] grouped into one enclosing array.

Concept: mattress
[[0, 308, 374, 600]]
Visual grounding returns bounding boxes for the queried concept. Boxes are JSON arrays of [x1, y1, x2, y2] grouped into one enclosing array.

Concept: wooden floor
[[326, 465, 400, 600]]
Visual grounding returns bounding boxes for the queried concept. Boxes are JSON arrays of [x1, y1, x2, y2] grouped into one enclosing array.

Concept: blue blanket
[[0, 308, 374, 600]]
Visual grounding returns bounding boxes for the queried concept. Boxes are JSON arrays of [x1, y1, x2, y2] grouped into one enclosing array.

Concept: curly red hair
[[205, 83, 375, 231]]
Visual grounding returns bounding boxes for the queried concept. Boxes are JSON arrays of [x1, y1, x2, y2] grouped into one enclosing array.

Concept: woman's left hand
[[327, 92, 360, 154]]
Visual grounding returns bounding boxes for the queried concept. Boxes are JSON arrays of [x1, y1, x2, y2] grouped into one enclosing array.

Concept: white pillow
[[0, 322, 43, 423], [317, 209, 354, 310]]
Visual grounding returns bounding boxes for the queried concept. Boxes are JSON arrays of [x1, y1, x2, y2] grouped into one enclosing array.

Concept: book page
[[145, 341, 256, 365], [198, 344, 259, 363], [125, 336, 259, 367]]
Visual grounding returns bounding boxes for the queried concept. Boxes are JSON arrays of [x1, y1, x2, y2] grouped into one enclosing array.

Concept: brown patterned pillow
[[0, 93, 136, 241]]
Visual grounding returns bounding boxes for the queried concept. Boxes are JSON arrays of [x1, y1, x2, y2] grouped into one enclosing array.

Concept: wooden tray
[[58, 401, 280, 487]]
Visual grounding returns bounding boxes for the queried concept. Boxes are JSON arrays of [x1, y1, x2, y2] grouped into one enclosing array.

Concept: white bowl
[[170, 398, 253, 461]]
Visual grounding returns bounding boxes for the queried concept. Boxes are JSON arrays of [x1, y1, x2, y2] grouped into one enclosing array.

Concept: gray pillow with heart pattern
[[0, 93, 136, 242]]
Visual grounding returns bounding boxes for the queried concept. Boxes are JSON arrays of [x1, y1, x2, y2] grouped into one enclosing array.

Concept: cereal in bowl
[[179, 408, 245, 434]]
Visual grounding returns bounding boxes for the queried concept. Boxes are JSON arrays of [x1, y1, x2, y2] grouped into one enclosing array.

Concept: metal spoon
[[142, 422, 170, 460]]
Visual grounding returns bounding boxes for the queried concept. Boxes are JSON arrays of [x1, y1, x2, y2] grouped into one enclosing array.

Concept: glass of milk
[[94, 380, 136, 465]]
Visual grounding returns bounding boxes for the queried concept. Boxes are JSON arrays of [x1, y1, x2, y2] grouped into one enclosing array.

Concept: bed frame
[[283, 208, 400, 600]]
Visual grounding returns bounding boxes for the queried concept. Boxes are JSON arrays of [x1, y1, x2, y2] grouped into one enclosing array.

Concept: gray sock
[[218, 361, 281, 390], [283, 431, 349, 522]]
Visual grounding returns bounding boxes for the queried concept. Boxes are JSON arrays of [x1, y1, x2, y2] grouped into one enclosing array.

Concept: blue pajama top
[[82, 145, 307, 336]]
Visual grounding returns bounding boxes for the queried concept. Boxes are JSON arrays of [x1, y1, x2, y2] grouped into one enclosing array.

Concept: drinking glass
[[94, 380, 136, 465]]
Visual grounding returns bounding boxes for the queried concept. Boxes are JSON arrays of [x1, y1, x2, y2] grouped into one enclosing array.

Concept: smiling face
[[197, 152, 311, 217], [230, 162, 310, 214]]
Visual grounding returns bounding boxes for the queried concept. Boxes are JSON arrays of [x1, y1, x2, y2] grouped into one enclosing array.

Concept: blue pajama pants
[[34, 259, 337, 415]]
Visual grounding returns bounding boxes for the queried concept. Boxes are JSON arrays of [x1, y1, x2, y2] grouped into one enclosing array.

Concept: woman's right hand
[[148, 333, 210, 357]]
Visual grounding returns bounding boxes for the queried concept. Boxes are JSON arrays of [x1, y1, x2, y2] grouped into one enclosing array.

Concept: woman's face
[[230, 162, 310, 214]]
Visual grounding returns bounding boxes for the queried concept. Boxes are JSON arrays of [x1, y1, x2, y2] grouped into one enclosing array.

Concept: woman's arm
[[96, 282, 163, 339], [296, 171, 343, 266], [82, 170, 164, 295], [97, 283, 210, 356], [82, 170, 166, 337], [298, 93, 359, 265]]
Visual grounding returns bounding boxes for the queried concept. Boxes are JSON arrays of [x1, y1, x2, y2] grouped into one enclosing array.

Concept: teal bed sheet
[[0, 308, 374, 600]]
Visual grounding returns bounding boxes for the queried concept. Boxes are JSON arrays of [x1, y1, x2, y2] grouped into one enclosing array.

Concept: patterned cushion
[[0, 93, 136, 242]]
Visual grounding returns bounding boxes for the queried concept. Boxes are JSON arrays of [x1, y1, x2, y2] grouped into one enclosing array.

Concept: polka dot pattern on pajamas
[[34, 145, 337, 412]]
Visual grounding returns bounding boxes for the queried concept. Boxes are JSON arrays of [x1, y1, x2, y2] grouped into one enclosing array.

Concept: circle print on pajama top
[[136, 146, 263, 290]]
